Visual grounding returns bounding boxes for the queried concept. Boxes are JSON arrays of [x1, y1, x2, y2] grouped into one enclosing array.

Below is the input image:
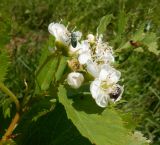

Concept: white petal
[[109, 70, 121, 84], [99, 64, 121, 84], [67, 72, 84, 89], [90, 79, 101, 99], [87, 34, 95, 42], [95, 93, 109, 108], [90, 79, 109, 107], [86, 60, 100, 78], [78, 52, 91, 64], [103, 53, 115, 63], [48, 22, 70, 45], [78, 40, 90, 54], [99, 64, 111, 80]]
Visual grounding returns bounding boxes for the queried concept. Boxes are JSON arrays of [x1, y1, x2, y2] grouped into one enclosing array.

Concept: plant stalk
[[0, 82, 20, 142]]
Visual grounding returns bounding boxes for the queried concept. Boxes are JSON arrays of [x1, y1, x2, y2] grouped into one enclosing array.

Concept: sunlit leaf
[[97, 14, 113, 35], [36, 55, 59, 91], [142, 32, 160, 55], [55, 56, 68, 82], [58, 85, 148, 145]]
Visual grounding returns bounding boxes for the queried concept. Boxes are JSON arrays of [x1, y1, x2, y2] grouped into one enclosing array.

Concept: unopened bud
[[67, 72, 84, 89], [87, 34, 95, 43]]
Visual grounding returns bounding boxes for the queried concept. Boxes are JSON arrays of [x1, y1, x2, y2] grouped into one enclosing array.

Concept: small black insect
[[71, 32, 78, 48], [109, 86, 121, 101]]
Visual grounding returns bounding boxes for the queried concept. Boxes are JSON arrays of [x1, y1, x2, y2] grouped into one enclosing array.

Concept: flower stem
[[0, 82, 20, 142], [0, 83, 20, 111], [1, 112, 20, 141]]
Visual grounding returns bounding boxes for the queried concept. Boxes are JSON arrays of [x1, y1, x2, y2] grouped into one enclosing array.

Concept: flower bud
[[67, 72, 84, 89], [67, 59, 83, 71], [87, 34, 95, 43]]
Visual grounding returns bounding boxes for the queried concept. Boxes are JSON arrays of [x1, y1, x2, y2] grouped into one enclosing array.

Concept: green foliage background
[[0, 0, 160, 144]]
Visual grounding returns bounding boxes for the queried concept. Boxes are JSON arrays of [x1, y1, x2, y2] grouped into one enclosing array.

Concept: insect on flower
[[109, 86, 122, 101], [71, 32, 78, 48], [109, 84, 124, 102]]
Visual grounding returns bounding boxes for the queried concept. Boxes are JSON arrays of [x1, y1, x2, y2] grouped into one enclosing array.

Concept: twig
[[0, 82, 20, 143]]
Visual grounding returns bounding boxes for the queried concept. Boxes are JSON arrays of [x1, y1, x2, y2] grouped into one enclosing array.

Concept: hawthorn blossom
[[90, 64, 123, 107], [78, 35, 115, 78], [78, 40, 91, 64], [48, 22, 70, 46], [48, 22, 124, 108], [48, 22, 82, 53]]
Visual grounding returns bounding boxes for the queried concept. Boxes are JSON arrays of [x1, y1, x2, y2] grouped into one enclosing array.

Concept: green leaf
[[0, 97, 12, 118], [36, 55, 59, 91], [114, 10, 128, 44], [0, 49, 10, 82], [48, 35, 56, 53], [142, 32, 160, 55], [16, 103, 92, 145], [117, 10, 127, 36], [119, 25, 145, 50], [55, 56, 68, 81], [58, 85, 139, 145], [97, 14, 113, 35], [118, 25, 160, 56]]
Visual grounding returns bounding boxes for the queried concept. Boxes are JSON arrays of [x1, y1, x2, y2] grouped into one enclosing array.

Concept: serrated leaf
[[55, 56, 68, 81], [119, 25, 159, 56], [58, 85, 150, 145], [119, 25, 145, 50], [0, 49, 10, 82], [16, 103, 92, 145], [97, 14, 113, 35], [142, 32, 160, 55], [58, 85, 133, 145]]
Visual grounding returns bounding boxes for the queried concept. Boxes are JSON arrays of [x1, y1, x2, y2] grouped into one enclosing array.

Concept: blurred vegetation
[[0, 0, 160, 144]]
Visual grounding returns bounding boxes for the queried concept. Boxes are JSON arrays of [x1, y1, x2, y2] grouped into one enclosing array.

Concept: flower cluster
[[48, 22, 123, 107]]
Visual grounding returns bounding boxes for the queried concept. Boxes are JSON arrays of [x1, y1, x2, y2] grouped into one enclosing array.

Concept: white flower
[[48, 22, 83, 56], [90, 79, 110, 107], [86, 60, 100, 78], [94, 39, 114, 64], [67, 72, 84, 89], [90, 65, 123, 107], [78, 40, 91, 64], [78, 40, 90, 54], [98, 64, 121, 84], [48, 22, 70, 46], [77, 35, 115, 78]]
